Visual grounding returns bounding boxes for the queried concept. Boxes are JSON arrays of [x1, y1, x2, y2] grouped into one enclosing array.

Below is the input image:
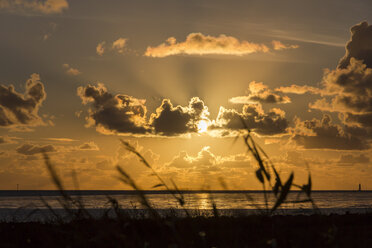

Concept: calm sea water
[[1, 191, 372, 221]]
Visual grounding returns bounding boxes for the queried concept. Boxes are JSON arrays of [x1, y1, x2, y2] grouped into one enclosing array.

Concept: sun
[[197, 120, 209, 133]]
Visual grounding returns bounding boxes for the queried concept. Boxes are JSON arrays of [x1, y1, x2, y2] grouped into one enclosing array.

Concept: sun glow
[[197, 120, 209, 133]]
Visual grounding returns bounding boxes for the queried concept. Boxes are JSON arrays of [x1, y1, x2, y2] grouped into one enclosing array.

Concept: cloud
[[290, 115, 369, 150], [307, 23, 372, 141], [338, 21, 372, 69], [338, 154, 370, 164], [310, 58, 372, 114], [78, 141, 99, 151], [77, 83, 289, 137], [272, 40, 299, 50], [63, 64, 81, 76], [275, 84, 325, 95], [166, 146, 251, 169], [16, 143, 56, 155], [0, 73, 46, 128], [145, 33, 271, 57], [308, 22, 372, 144], [213, 104, 289, 136], [44, 138, 77, 142], [229, 81, 291, 104], [112, 38, 127, 54], [96, 41, 105, 56], [149, 97, 210, 136], [77, 83, 150, 135], [273, 22, 372, 147], [0, 0, 68, 14]]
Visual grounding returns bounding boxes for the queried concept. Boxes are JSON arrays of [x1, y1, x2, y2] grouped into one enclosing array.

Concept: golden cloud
[[63, 64, 81, 76], [96, 41, 105, 56], [229, 81, 291, 104], [272, 40, 299, 50], [145, 33, 271, 57], [112, 38, 128, 54]]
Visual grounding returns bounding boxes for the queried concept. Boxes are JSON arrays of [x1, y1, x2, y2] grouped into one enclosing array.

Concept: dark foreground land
[[1, 214, 372, 248]]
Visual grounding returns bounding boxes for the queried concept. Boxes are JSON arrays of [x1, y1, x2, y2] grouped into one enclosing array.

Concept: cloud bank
[[78, 83, 289, 137]]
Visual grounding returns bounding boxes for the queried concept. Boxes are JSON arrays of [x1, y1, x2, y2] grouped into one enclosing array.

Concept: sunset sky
[[0, 0, 371, 190]]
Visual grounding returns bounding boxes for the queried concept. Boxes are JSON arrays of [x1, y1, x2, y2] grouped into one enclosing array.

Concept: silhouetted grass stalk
[[240, 119, 318, 214]]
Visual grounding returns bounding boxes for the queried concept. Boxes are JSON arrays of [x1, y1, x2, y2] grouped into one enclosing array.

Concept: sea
[[0, 190, 371, 222]]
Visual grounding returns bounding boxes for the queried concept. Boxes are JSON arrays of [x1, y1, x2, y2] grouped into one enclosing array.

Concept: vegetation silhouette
[[7, 128, 372, 247]]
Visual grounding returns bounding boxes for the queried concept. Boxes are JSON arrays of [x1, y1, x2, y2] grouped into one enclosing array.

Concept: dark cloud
[[338, 21, 372, 69], [0, 74, 46, 128], [16, 143, 56, 155], [77, 84, 150, 135], [307, 22, 372, 145], [213, 104, 288, 135], [149, 97, 210, 136], [229, 81, 291, 104], [338, 154, 370, 164], [291, 115, 369, 150], [77, 83, 290, 137]]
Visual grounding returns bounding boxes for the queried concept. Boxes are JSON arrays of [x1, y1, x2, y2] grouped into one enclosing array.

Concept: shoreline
[[1, 207, 372, 222], [0, 189, 370, 197]]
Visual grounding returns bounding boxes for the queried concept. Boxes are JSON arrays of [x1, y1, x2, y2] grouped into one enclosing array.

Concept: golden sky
[[0, 0, 371, 190]]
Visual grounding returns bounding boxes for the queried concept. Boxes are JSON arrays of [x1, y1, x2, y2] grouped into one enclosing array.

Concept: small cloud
[[44, 138, 78, 142], [63, 64, 81, 76], [229, 81, 291, 104], [112, 38, 127, 54], [78, 141, 99, 151], [96, 41, 105, 56], [145, 33, 270, 57], [275, 84, 325, 95], [0, 0, 69, 14], [16, 143, 56, 155], [272, 40, 299, 50]]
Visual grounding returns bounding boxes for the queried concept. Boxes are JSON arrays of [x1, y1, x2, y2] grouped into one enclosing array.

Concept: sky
[[0, 0, 371, 190]]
